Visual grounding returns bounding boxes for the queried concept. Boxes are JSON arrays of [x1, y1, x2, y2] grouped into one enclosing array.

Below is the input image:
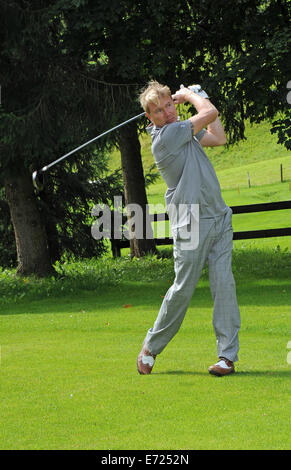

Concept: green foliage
[[0, 188, 16, 267], [65, 0, 291, 145], [36, 162, 124, 263], [1, 245, 290, 305], [0, 0, 126, 266], [0, 254, 169, 304], [180, 0, 291, 145], [271, 109, 291, 150], [1, 0, 290, 271]]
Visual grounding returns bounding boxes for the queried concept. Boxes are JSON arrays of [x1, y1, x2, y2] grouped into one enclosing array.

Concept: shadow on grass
[[154, 369, 291, 378], [154, 370, 206, 376]]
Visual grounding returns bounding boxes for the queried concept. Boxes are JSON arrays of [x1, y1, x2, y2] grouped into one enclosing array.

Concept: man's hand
[[188, 85, 209, 99], [172, 84, 209, 104], [172, 83, 226, 147], [172, 87, 193, 105], [172, 86, 218, 135]]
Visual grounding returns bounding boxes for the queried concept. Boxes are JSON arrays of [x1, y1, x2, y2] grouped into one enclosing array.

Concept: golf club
[[32, 111, 146, 191]]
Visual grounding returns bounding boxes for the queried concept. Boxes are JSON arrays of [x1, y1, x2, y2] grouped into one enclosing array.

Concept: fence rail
[[111, 200, 291, 255]]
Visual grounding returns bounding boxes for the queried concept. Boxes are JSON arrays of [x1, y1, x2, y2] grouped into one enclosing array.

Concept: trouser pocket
[[173, 215, 200, 251]]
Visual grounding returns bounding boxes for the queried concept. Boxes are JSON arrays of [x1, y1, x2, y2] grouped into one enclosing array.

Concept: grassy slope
[[110, 119, 291, 252], [109, 119, 291, 192]]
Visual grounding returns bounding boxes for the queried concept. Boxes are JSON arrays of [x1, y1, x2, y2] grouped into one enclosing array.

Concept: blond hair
[[139, 80, 171, 114]]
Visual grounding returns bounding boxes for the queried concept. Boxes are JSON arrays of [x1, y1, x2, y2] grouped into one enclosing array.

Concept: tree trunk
[[4, 171, 54, 276], [118, 122, 156, 257]]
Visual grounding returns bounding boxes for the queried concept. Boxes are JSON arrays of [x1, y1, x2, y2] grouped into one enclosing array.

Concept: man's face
[[146, 95, 178, 128]]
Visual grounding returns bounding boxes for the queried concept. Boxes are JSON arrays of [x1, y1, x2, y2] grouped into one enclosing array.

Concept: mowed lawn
[[1, 250, 291, 450], [1, 118, 291, 450]]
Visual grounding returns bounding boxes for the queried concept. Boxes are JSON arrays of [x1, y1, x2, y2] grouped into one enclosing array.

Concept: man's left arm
[[199, 116, 227, 147]]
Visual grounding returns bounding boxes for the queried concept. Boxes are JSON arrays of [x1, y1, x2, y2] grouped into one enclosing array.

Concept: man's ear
[[145, 112, 152, 122]]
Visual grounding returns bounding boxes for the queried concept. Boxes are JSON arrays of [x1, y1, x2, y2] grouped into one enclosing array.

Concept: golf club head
[[32, 170, 45, 191]]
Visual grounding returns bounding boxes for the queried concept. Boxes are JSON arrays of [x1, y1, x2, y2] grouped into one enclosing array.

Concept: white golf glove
[[180, 84, 209, 99]]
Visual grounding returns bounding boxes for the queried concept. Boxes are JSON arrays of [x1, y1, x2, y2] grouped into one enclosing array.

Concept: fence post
[[247, 172, 251, 188], [280, 164, 283, 183]]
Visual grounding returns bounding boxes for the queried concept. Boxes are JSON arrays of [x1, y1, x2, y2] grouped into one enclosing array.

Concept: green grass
[[128, 180, 291, 253], [76, 117, 291, 258], [1, 119, 291, 450], [110, 119, 291, 188], [143, 120, 291, 206], [1, 250, 291, 450], [110, 118, 291, 253]]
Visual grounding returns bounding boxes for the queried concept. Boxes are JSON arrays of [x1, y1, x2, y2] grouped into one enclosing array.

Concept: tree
[[2, 0, 289, 274], [60, 0, 291, 259], [0, 187, 17, 267], [59, 0, 195, 257], [0, 0, 123, 274], [0, 0, 59, 275], [179, 0, 291, 146]]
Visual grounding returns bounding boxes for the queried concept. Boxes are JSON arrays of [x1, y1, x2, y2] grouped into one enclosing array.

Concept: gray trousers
[[144, 208, 241, 362]]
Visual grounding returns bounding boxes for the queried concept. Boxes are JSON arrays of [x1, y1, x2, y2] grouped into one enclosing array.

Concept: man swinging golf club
[[137, 81, 241, 377]]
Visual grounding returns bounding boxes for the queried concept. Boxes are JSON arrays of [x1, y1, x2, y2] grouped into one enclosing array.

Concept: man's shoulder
[[148, 121, 191, 141]]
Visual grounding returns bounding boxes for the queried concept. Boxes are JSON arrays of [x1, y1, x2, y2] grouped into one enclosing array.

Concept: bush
[[0, 246, 290, 305]]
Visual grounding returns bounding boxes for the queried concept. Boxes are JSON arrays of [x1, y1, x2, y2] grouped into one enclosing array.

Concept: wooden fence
[[110, 200, 291, 256]]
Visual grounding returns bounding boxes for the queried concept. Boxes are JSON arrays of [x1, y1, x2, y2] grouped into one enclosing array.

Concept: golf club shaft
[[41, 111, 146, 172]]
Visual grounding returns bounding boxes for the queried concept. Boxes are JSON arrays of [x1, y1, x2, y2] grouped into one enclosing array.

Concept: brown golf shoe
[[137, 344, 156, 375], [208, 357, 235, 377]]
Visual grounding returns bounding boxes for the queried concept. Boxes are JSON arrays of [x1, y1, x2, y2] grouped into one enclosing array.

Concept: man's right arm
[[199, 116, 227, 147], [172, 87, 218, 135]]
